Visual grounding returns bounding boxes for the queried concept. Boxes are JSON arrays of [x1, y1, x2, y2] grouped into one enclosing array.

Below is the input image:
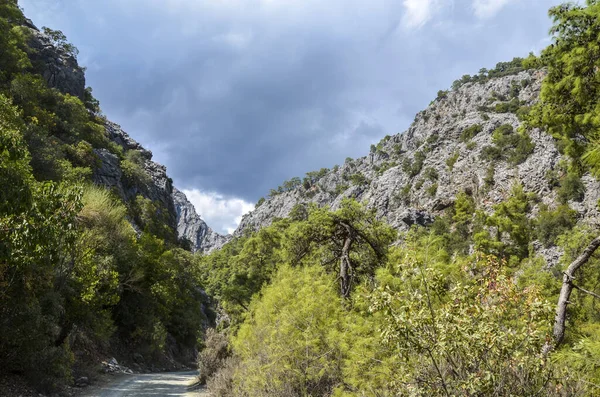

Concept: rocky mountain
[[173, 188, 231, 253], [234, 68, 600, 266], [24, 21, 227, 253]]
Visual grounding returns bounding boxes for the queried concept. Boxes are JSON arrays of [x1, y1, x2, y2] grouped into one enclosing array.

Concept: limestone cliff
[[234, 69, 600, 267]]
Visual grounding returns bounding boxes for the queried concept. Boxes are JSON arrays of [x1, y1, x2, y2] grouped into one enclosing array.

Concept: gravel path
[[79, 371, 209, 397]]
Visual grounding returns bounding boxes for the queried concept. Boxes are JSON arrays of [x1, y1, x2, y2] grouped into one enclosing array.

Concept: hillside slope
[[24, 20, 226, 253], [235, 68, 599, 264]]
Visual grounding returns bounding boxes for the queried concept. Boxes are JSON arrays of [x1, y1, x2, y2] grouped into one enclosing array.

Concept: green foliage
[[423, 166, 439, 181], [121, 150, 151, 188], [338, 253, 563, 396], [460, 124, 482, 142], [199, 220, 289, 324], [302, 168, 329, 190], [255, 197, 265, 208], [232, 265, 345, 396], [395, 183, 412, 205], [484, 164, 495, 188], [557, 172, 586, 203], [526, 1, 600, 174], [446, 151, 459, 171], [349, 172, 368, 186], [493, 97, 521, 113], [450, 57, 525, 90], [334, 183, 349, 194], [414, 178, 424, 190], [535, 204, 578, 247], [480, 124, 535, 165], [402, 150, 426, 177], [375, 160, 397, 176], [426, 183, 438, 197], [474, 183, 534, 263], [0, 11, 209, 389], [42, 27, 79, 59]]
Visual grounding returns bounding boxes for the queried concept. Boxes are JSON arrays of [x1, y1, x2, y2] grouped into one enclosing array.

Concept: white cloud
[[472, 0, 514, 19], [402, 0, 435, 29], [182, 189, 254, 235]]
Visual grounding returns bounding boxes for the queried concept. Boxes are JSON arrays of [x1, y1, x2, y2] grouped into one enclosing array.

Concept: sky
[[20, 0, 564, 234]]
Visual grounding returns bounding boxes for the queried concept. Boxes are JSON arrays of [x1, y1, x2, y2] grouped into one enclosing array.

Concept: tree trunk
[[553, 235, 600, 346], [340, 236, 353, 298]]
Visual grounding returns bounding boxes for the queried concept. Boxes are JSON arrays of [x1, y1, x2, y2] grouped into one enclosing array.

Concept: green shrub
[[446, 151, 460, 171], [426, 183, 438, 197], [479, 124, 534, 165], [484, 165, 495, 188], [121, 150, 151, 187], [460, 124, 483, 142], [232, 265, 345, 396], [349, 173, 368, 186], [493, 98, 521, 113], [535, 204, 577, 247], [335, 183, 349, 194], [401, 150, 426, 177], [375, 161, 397, 176], [395, 184, 411, 205], [414, 179, 424, 190], [557, 172, 585, 203], [255, 197, 265, 208], [423, 166, 439, 181]]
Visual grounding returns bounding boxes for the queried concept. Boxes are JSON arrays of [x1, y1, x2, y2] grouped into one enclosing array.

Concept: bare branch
[[572, 284, 600, 300], [553, 235, 600, 346]]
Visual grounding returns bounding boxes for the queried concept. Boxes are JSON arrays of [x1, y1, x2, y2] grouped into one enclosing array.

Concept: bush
[[484, 165, 495, 188], [479, 124, 535, 165], [460, 124, 483, 142], [423, 166, 439, 181], [349, 172, 367, 186], [402, 150, 426, 177], [335, 183, 349, 194], [232, 265, 345, 397], [426, 183, 438, 197], [198, 329, 230, 384], [121, 150, 151, 187], [395, 184, 411, 205], [446, 151, 459, 171], [493, 98, 521, 113], [535, 204, 577, 247], [557, 172, 585, 203], [206, 356, 239, 397], [255, 197, 265, 208]]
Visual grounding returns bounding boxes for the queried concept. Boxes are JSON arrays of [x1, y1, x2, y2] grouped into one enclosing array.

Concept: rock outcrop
[[173, 188, 231, 253], [91, 122, 228, 251], [24, 21, 227, 252], [234, 69, 600, 265], [25, 21, 86, 100]]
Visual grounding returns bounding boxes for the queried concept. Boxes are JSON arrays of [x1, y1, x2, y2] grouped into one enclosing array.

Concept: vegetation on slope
[[0, 1, 210, 391], [196, 1, 600, 396]]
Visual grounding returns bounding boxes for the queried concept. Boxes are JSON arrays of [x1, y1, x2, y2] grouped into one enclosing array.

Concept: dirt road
[[79, 371, 209, 397]]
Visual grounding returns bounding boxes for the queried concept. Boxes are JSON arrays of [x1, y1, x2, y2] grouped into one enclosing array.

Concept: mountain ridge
[[232, 67, 600, 268]]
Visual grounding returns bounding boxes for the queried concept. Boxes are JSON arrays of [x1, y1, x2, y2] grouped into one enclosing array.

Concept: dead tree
[[553, 236, 600, 346]]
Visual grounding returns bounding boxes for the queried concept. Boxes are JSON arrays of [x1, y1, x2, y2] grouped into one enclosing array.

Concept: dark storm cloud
[[19, 0, 562, 231]]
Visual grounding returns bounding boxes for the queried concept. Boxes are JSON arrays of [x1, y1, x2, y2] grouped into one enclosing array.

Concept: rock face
[[90, 122, 228, 251], [234, 69, 600, 260], [24, 21, 227, 251], [173, 188, 231, 253], [25, 22, 86, 100]]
